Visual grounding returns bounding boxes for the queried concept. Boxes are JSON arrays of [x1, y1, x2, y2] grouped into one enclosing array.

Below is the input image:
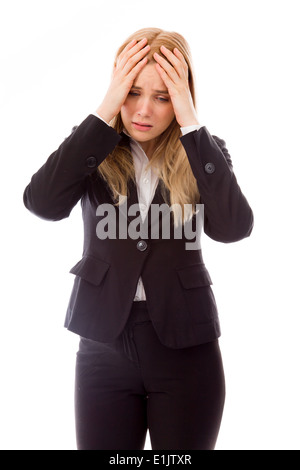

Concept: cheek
[[121, 102, 133, 121], [160, 107, 175, 126]]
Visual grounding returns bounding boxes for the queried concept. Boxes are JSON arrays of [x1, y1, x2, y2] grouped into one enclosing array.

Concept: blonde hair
[[98, 27, 200, 225]]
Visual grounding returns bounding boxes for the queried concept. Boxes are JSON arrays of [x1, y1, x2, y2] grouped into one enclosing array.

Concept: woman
[[23, 27, 254, 450]]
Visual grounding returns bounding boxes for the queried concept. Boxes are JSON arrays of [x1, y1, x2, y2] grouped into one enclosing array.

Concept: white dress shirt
[[92, 112, 201, 301]]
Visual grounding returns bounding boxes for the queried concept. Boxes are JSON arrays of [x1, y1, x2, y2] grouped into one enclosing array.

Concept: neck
[[123, 129, 156, 160], [139, 140, 155, 159]]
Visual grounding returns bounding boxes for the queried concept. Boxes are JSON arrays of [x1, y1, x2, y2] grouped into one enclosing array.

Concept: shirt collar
[[122, 128, 149, 164]]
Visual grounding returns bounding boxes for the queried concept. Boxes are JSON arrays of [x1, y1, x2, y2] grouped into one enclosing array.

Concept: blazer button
[[86, 156, 97, 168], [137, 240, 147, 251], [204, 162, 215, 174]]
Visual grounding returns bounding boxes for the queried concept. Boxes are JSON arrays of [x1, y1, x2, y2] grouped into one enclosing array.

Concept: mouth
[[132, 122, 153, 132]]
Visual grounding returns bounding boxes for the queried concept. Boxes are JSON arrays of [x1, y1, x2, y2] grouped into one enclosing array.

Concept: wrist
[[95, 104, 115, 124], [177, 106, 199, 128], [180, 119, 200, 127], [180, 124, 202, 136], [179, 116, 199, 127]]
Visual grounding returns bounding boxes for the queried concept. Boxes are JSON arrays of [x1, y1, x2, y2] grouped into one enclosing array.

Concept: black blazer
[[23, 115, 253, 348]]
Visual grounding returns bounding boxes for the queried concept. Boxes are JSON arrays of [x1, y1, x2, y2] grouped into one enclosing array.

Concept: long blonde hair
[[98, 27, 200, 225]]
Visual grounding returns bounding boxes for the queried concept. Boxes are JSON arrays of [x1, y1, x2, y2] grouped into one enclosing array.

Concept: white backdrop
[[1, 0, 299, 450]]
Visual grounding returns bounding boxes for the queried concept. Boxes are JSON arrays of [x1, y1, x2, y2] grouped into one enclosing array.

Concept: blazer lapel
[[116, 132, 171, 233]]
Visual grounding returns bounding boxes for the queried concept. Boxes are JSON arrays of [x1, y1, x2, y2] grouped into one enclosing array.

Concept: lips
[[132, 122, 153, 131]]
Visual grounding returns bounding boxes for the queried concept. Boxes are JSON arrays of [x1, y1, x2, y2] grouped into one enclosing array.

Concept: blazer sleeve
[[23, 114, 122, 221], [180, 127, 254, 243]]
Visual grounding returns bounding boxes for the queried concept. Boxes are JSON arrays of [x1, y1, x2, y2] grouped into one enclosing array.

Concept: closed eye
[[157, 96, 169, 102], [128, 91, 170, 102]]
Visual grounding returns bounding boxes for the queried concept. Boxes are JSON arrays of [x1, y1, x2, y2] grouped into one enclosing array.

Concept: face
[[120, 63, 175, 157]]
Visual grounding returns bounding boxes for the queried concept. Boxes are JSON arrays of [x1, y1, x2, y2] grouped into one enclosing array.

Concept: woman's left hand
[[154, 46, 199, 128]]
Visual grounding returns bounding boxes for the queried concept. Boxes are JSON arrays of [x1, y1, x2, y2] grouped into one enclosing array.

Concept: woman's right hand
[[96, 38, 150, 123]]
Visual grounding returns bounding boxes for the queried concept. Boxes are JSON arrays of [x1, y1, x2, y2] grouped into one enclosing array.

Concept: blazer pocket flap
[[69, 255, 110, 286], [177, 264, 212, 289]]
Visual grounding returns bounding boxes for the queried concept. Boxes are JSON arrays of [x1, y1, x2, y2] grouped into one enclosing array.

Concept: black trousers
[[75, 301, 225, 450]]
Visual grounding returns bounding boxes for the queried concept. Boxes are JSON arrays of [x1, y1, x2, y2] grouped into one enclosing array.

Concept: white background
[[1, 0, 299, 450]]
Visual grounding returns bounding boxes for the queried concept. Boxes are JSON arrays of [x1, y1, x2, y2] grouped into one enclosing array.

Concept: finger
[[173, 47, 185, 61], [117, 43, 149, 74], [126, 38, 148, 59], [153, 52, 178, 83], [116, 39, 137, 64], [121, 44, 150, 75], [155, 62, 173, 89], [122, 39, 138, 53], [173, 48, 189, 78], [161, 46, 188, 79], [118, 38, 148, 68], [160, 46, 188, 80], [128, 56, 148, 80]]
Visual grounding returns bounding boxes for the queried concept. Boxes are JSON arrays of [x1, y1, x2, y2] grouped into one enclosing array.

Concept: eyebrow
[[131, 86, 169, 94]]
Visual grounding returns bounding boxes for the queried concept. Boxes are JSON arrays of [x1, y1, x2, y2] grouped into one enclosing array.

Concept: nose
[[137, 97, 152, 117]]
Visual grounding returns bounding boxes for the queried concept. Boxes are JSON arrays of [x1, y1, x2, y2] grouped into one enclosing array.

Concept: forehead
[[133, 63, 167, 90]]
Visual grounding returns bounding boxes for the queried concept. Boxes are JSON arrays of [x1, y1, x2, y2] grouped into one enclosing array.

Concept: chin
[[133, 132, 154, 141], [130, 128, 155, 141]]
